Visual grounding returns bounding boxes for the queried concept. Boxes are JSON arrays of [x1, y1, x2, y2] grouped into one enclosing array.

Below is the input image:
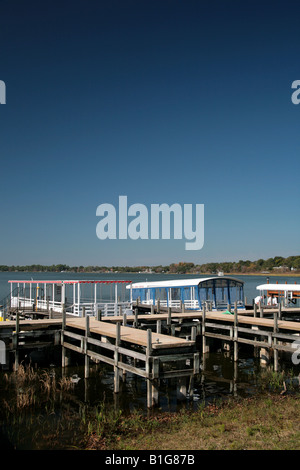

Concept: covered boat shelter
[[128, 277, 245, 310], [8, 280, 133, 316], [256, 283, 300, 307]]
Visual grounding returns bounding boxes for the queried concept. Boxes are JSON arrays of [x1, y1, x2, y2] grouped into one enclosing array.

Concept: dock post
[[85, 315, 90, 379], [152, 357, 159, 406], [234, 302, 238, 362], [273, 310, 279, 372], [61, 307, 65, 368], [254, 303, 257, 317], [123, 312, 127, 326], [157, 299, 160, 313], [167, 307, 171, 328], [194, 351, 200, 374], [191, 326, 196, 343], [259, 302, 263, 318], [97, 309, 102, 321], [278, 302, 282, 320], [202, 304, 209, 354], [151, 304, 154, 315], [260, 346, 270, 366], [134, 308, 138, 328], [82, 306, 86, 318], [61, 306, 71, 368], [146, 329, 152, 408], [13, 313, 19, 371], [156, 319, 161, 334], [114, 322, 121, 393]]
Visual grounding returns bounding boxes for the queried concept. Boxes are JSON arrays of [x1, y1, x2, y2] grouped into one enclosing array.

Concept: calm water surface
[[1, 271, 299, 303]]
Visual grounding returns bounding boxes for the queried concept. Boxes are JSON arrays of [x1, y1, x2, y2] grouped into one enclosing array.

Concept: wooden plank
[[102, 311, 300, 332], [65, 317, 195, 350], [0, 318, 62, 330]]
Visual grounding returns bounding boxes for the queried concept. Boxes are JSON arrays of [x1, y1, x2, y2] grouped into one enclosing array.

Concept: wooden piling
[[146, 329, 152, 408], [278, 302, 282, 320], [13, 313, 19, 370], [254, 303, 257, 317], [85, 315, 90, 378], [114, 322, 121, 393], [234, 301, 238, 362], [152, 357, 159, 406], [167, 307, 171, 327], [273, 309, 279, 371], [134, 308, 138, 328], [202, 304, 209, 354]]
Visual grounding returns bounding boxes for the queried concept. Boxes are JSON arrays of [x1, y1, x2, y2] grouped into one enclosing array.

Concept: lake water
[[1, 270, 299, 304]]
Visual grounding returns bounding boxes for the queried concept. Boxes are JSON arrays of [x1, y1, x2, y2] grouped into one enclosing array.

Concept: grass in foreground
[[84, 394, 300, 451], [1, 364, 299, 450]]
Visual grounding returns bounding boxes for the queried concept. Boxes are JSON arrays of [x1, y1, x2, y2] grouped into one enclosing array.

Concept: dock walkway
[[0, 315, 199, 408], [1, 305, 299, 407]]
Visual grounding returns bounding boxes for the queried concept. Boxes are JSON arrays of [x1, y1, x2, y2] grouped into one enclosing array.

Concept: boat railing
[[11, 296, 63, 312], [10, 296, 132, 317], [71, 301, 132, 317], [137, 299, 200, 310]]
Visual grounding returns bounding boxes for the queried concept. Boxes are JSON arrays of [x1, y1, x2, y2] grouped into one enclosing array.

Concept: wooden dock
[[1, 302, 300, 407], [100, 304, 300, 372], [0, 314, 199, 408]]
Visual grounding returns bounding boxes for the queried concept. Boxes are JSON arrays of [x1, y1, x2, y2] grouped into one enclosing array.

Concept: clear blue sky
[[0, 0, 299, 266]]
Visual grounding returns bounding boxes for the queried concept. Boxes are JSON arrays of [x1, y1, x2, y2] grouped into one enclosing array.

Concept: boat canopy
[[256, 283, 300, 306], [8, 279, 132, 317], [256, 284, 300, 292], [127, 277, 244, 310]]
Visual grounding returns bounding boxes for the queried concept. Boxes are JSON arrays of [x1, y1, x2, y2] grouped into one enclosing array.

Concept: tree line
[[0, 256, 299, 274]]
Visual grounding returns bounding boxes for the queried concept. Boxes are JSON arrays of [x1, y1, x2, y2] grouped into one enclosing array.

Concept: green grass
[[84, 394, 300, 450], [1, 364, 299, 450]]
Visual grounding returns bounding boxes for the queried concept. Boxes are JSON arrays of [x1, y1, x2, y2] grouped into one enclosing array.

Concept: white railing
[[11, 296, 63, 312], [138, 299, 200, 310], [71, 301, 132, 317], [137, 299, 244, 311], [11, 296, 132, 317]]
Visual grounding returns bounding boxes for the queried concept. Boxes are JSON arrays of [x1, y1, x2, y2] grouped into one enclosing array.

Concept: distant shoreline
[[219, 272, 300, 277], [0, 270, 299, 277]]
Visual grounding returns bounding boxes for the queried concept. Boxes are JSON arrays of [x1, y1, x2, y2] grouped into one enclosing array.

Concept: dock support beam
[[146, 329, 152, 408], [85, 315, 90, 379], [13, 313, 20, 371], [202, 304, 210, 354], [114, 322, 121, 393], [234, 302, 238, 362], [273, 310, 279, 372]]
